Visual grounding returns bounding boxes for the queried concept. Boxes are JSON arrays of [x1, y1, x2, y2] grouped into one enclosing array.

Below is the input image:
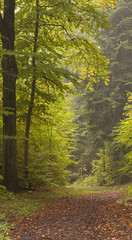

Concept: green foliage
[[14, 0, 116, 190], [116, 183, 132, 207], [92, 139, 131, 186], [0, 0, 118, 191], [127, 184, 132, 193], [68, 171, 80, 183], [17, 97, 76, 189], [0, 175, 3, 180], [0, 185, 15, 202], [73, 174, 97, 186], [15, 0, 112, 91], [13, 200, 37, 217], [113, 92, 132, 180], [0, 187, 14, 240], [0, 222, 12, 240], [92, 143, 116, 185], [71, 0, 132, 186]]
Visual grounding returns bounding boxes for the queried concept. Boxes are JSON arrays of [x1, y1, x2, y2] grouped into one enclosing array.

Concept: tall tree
[[24, 0, 39, 177], [0, 0, 18, 191]]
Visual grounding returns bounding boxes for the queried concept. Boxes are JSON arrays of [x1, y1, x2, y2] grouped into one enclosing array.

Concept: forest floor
[[7, 189, 132, 240]]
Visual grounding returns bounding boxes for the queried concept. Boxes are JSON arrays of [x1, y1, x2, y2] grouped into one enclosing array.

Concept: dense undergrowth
[[0, 183, 131, 240]]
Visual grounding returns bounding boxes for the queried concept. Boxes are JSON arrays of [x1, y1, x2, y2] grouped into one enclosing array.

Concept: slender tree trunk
[[24, 0, 39, 177], [102, 146, 106, 185], [0, 0, 18, 192], [103, 146, 105, 172]]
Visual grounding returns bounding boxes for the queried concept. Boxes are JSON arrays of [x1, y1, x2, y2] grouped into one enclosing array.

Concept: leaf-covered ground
[[9, 192, 131, 240]]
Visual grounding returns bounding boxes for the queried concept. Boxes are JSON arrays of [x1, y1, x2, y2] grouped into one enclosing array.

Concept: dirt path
[[9, 192, 131, 240]]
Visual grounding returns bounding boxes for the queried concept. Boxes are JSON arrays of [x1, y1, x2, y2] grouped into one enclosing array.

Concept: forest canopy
[[0, 0, 128, 192]]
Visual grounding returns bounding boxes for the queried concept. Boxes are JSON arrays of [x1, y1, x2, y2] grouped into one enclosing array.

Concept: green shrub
[[0, 222, 12, 240], [73, 174, 97, 187], [0, 185, 15, 202], [82, 175, 97, 186]]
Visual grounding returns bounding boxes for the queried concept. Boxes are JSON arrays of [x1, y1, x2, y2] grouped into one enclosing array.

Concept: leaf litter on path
[[9, 192, 132, 240]]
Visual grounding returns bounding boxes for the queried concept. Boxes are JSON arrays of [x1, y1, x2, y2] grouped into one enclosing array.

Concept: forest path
[[9, 192, 131, 240]]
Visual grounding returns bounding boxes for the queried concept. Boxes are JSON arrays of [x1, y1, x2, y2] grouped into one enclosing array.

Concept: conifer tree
[[72, 0, 132, 182]]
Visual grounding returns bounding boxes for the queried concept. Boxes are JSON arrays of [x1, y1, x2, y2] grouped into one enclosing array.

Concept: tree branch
[[42, 72, 63, 89], [0, 12, 4, 34], [38, 3, 63, 8], [39, 22, 87, 63], [39, 4, 59, 8]]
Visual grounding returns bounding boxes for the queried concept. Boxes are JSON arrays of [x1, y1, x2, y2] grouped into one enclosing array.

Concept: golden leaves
[[99, 0, 117, 9]]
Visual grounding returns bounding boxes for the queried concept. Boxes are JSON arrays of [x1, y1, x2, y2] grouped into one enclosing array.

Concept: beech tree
[[0, 0, 18, 192]]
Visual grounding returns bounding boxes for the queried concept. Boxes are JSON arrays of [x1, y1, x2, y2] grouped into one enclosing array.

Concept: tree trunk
[[24, 0, 39, 177], [0, 0, 18, 192]]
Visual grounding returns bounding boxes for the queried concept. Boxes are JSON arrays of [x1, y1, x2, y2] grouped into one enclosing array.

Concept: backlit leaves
[[15, 0, 114, 89]]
